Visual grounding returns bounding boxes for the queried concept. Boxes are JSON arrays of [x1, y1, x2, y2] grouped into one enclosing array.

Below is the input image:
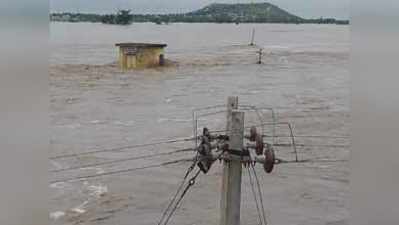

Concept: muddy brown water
[[50, 22, 350, 225]]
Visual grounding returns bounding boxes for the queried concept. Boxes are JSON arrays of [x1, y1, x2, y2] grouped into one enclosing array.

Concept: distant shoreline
[[49, 20, 349, 26], [50, 3, 349, 25], [49, 14, 349, 25]]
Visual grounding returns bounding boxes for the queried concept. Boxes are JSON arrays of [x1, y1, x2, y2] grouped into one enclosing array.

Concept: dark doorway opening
[[159, 54, 165, 66]]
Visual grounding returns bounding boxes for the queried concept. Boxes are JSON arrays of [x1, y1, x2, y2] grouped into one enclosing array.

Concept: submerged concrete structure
[[116, 43, 167, 69]]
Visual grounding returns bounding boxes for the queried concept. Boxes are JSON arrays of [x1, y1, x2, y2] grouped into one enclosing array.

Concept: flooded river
[[50, 22, 350, 225]]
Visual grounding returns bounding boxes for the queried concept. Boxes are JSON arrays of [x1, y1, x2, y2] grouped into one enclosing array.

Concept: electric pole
[[220, 96, 245, 225], [250, 28, 256, 46]]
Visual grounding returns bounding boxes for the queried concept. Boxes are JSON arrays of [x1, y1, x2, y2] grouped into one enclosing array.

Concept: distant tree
[[115, 9, 133, 25], [100, 9, 133, 25], [151, 16, 162, 25], [101, 14, 116, 24]]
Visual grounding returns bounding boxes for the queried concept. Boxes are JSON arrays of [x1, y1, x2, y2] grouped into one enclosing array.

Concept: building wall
[[136, 47, 164, 68], [126, 55, 137, 69], [118, 48, 125, 68], [118, 47, 164, 69]]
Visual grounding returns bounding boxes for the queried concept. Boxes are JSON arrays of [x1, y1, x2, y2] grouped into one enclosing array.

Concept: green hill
[[187, 2, 304, 23]]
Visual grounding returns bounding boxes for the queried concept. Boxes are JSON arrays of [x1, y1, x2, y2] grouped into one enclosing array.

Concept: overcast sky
[[50, 0, 350, 20]]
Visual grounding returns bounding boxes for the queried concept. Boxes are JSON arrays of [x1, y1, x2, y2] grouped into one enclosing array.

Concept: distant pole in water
[[257, 48, 263, 64], [250, 28, 255, 46]]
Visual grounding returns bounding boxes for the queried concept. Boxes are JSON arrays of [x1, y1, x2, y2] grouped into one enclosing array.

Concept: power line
[[247, 166, 265, 225], [51, 147, 194, 173], [250, 164, 268, 225], [49, 137, 196, 160], [209, 122, 293, 134], [264, 135, 349, 139], [275, 158, 349, 164], [161, 169, 201, 225], [273, 143, 350, 148], [157, 159, 198, 225], [50, 158, 193, 184]]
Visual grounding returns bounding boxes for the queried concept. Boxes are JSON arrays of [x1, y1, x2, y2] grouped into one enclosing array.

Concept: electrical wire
[[263, 135, 349, 139], [251, 164, 268, 225], [275, 158, 349, 164], [51, 147, 194, 173], [239, 105, 277, 144], [192, 104, 277, 147], [50, 158, 193, 184], [50, 137, 196, 160], [209, 122, 291, 134], [247, 166, 265, 225], [210, 122, 299, 161], [273, 143, 350, 148], [161, 169, 201, 225], [157, 158, 199, 225]]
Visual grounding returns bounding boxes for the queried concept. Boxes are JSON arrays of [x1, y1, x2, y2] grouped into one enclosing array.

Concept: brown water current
[[50, 22, 350, 225]]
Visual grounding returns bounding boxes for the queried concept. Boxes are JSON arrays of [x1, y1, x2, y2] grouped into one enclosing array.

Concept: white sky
[[50, 0, 350, 20]]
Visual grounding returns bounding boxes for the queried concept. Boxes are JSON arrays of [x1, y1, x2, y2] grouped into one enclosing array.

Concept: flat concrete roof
[[115, 43, 167, 48]]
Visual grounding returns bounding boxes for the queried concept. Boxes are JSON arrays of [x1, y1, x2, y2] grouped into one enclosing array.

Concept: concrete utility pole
[[250, 28, 256, 46], [220, 96, 245, 225]]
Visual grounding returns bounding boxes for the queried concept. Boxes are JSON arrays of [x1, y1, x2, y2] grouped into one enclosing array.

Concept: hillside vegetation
[[187, 3, 303, 23]]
